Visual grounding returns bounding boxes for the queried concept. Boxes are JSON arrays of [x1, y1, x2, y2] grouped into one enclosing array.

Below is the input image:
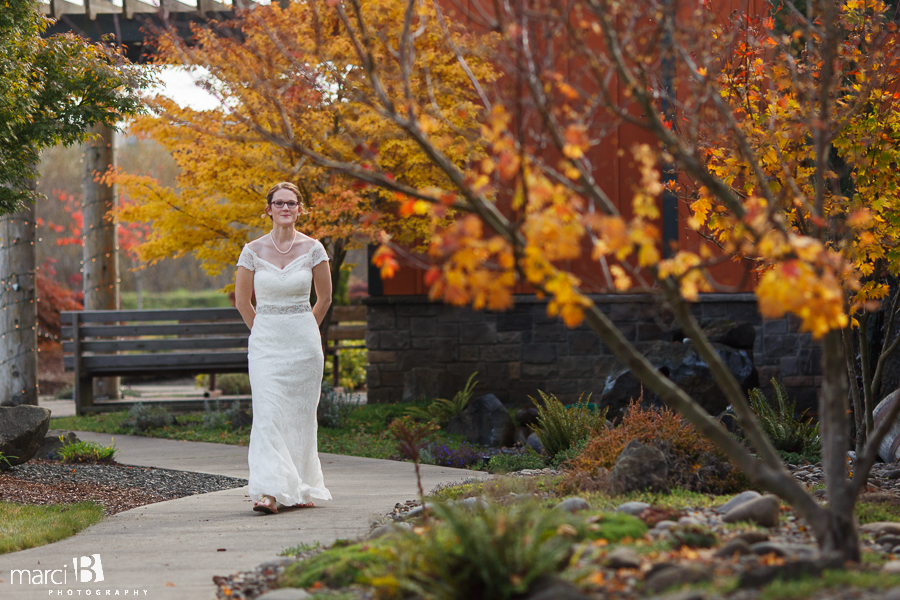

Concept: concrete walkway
[[0, 432, 484, 600]]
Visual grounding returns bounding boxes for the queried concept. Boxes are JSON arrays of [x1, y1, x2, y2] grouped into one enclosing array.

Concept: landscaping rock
[[369, 522, 412, 540], [554, 497, 591, 513], [525, 432, 544, 454], [604, 546, 641, 570], [643, 565, 708, 594], [609, 440, 668, 495], [446, 393, 515, 448], [599, 340, 756, 418], [878, 535, 900, 549], [885, 561, 900, 574], [715, 490, 761, 514], [721, 494, 780, 528], [515, 407, 540, 428], [883, 587, 900, 600], [615, 501, 651, 516], [0, 405, 51, 468], [456, 496, 489, 510], [734, 531, 769, 545], [677, 516, 702, 527], [36, 430, 79, 460], [401, 503, 433, 520], [740, 554, 842, 588], [653, 520, 678, 531], [714, 538, 752, 558], [256, 589, 312, 600], [649, 592, 707, 600], [749, 541, 816, 559], [524, 575, 591, 600], [671, 319, 757, 351], [861, 522, 900, 537]]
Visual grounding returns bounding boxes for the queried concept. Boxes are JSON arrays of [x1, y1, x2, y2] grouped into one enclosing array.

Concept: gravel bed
[[0, 459, 247, 515]]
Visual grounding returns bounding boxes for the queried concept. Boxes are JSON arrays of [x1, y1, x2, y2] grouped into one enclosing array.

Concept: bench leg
[[333, 351, 340, 388], [75, 376, 94, 416]]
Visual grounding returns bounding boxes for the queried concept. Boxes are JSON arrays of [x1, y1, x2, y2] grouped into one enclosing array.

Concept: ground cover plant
[[748, 379, 821, 464], [529, 390, 608, 459], [56, 439, 117, 464], [0, 501, 104, 554]]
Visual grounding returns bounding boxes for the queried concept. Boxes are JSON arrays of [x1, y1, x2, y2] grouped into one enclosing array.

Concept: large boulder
[[446, 393, 515, 448], [0, 405, 51, 469], [671, 319, 757, 351], [599, 340, 757, 419], [609, 439, 669, 494], [36, 430, 80, 460], [874, 389, 900, 462]]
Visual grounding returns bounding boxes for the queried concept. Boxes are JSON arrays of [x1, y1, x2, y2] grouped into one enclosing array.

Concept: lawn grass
[[49, 400, 471, 462], [0, 501, 104, 554], [758, 569, 900, 600]]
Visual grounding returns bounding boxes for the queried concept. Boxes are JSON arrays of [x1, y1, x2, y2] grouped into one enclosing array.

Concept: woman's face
[[267, 188, 300, 225]]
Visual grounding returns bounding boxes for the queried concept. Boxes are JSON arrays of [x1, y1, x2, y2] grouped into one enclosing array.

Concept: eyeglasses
[[271, 201, 300, 209]]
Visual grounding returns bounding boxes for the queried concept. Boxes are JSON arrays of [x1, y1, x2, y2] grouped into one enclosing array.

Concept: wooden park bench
[[62, 305, 367, 415]]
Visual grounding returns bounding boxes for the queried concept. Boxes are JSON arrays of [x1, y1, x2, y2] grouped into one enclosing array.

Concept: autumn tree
[[0, 1, 146, 406], [108, 0, 494, 341], [189, 0, 900, 559]]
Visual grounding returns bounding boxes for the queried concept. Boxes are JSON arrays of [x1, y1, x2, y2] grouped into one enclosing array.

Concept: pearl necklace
[[270, 230, 297, 254]]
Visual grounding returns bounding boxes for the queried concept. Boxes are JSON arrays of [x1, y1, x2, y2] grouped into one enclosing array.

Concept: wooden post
[[0, 198, 38, 407], [72, 313, 94, 415], [82, 124, 120, 400]]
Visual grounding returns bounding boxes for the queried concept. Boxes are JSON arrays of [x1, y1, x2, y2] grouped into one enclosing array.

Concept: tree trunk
[[819, 330, 861, 561], [0, 189, 38, 406], [82, 124, 119, 400]]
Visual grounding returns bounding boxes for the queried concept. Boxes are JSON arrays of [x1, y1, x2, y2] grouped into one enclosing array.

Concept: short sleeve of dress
[[310, 240, 330, 268], [237, 245, 255, 271]]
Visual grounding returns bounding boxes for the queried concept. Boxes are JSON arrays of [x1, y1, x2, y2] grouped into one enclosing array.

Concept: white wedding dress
[[237, 239, 333, 506]]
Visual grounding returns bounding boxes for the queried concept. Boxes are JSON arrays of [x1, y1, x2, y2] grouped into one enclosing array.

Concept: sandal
[[253, 496, 278, 514], [293, 501, 315, 508]]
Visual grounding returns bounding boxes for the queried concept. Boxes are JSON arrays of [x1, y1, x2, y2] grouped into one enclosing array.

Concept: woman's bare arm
[[235, 266, 256, 330], [311, 261, 332, 326]]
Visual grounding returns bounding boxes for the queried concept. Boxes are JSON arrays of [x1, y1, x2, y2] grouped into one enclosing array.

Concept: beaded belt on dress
[[255, 303, 312, 315]]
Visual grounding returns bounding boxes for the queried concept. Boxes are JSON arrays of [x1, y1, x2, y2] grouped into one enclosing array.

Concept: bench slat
[[64, 352, 248, 373], [63, 336, 249, 354], [331, 305, 366, 321], [61, 308, 242, 324], [62, 322, 249, 338], [328, 325, 367, 341]]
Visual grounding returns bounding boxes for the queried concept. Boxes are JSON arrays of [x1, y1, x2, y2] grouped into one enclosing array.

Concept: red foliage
[[36, 259, 83, 343]]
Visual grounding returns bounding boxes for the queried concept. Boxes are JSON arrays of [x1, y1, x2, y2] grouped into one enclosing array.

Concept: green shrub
[[120, 403, 174, 433], [550, 438, 590, 469], [121, 289, 231, 309], [318, 382, 362, 429], [279, 540, 390, 588], [487, 452, 547, 474], [323, 348, 368, 391], [195, 373, 251, 396], [747, 378, 820, 461], [530, 391, 607, 458], [201, 400, 228, 430], [57, 440, 116, 464], [406, 372, 479, 427], [367, 501, 579, 600]]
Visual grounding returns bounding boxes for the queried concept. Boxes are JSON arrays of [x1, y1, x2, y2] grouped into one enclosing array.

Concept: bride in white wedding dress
[[235, 182, 333, 514]]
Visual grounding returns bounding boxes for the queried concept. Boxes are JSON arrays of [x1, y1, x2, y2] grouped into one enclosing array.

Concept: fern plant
[[747, 378, 820, 462], [529, 390, 607, 458], [406, 372, 479, 427], [57, 440, 117, 464]]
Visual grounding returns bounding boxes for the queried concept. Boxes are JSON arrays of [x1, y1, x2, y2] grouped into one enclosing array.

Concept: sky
[[151, 67, 222, 111]]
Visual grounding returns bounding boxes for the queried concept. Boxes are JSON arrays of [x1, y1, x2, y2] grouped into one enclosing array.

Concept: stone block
[[460, 322, 498, 344], [508, 362, 521, 380], [765, 334, 799, 355], [459, 345, 479, 362], [401, 350, 434, 370], [780, 356, 800, 377], [636, 322, 665, 342], [411, 338, 432, 349], [480, 344, 522, 362], [380, 330, 411, 350], [498, 331, 523, 345], [594, 356, 622, 378], [763, 318, 789, 335], [568, 330, 601, 355], [532, 305, 558, 324], [545, 379, 581, 395], [366, 367, 380, 388], [433, 341, 459, 363], [497, 312, 533, 331], [380, 371, 405, 387], [533, 324, 567, 343], [522, 343, 557, 364], [401, 303, 439, 317], [367, 350, 396, 364], [403, 368, 455, 402], [409, 317, 438, 337], [435, 323, 458, 338], [367, 387, 396, 404], [558, 356, 595, 379], [699, 303, 729, 319], [522, 363, 559, 379], [365, 331, 380, 350], [367, 308, 395, 331]]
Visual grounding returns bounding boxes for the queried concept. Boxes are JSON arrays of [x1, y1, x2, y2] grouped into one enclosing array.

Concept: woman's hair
[[264, 182, 307, 218]]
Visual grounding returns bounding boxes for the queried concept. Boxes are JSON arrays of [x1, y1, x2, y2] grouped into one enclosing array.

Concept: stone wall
[[364, 293, 822, 413]]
